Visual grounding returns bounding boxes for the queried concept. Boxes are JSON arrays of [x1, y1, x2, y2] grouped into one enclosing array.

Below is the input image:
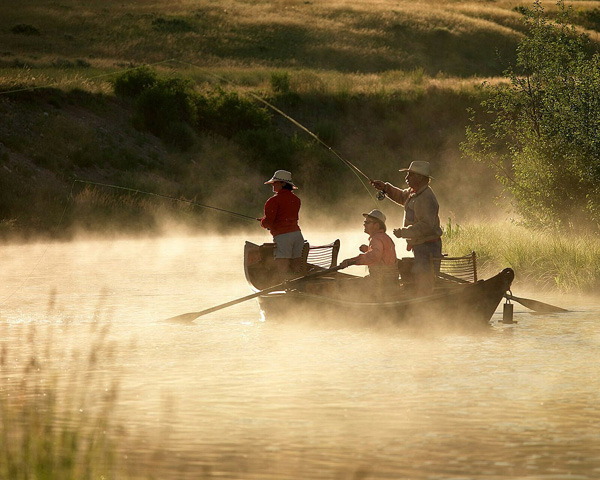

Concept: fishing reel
[[376, 190, 386, 201]]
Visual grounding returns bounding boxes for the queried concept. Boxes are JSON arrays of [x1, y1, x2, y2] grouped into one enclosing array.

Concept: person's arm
[[382, 183, 410, 206], [339, 257, 357, 269], [260, 196, 278, 230], [354, 238, 384, 266]]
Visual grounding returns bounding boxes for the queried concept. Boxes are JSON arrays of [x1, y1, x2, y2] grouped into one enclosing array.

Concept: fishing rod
[[171, 59, 382, 204], [73, 180, 258, 222]]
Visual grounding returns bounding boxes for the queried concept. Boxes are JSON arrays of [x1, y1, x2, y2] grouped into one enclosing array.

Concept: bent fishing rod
[[171, 59, 383, 204], [72, 179, 258, 222]]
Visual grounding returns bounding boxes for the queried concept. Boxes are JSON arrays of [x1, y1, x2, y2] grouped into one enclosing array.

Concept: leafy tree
[[462, 0, 600, 230]]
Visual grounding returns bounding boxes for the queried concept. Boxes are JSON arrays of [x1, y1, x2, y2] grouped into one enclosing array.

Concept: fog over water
[[1, 232, 599, 479]]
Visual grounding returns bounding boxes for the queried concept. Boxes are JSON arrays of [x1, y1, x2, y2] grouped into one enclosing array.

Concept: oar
[[165, 264, 345, 323], [436, 272, 567, 314], [504, 293, 568, 314]]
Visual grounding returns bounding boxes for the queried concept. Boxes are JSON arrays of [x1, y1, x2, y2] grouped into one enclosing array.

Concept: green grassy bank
[[444, 220, 600, 293]]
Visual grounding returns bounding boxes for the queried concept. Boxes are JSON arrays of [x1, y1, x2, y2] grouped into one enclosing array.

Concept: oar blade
[[507, 294, 568, 314], [164, 311, 202, 323]]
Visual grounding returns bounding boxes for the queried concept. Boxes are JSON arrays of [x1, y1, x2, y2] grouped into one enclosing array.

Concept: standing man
[[371, 161, 443, 295], [260, 170, 305, 279], [339, 209, 398, 298]]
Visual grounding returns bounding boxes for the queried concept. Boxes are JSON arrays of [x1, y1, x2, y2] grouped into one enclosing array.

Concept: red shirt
[[260, 189, 301, 237]]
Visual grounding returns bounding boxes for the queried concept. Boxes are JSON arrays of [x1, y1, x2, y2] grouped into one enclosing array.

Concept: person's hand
[[359, 244, 368, 253], [339, 258, 356, 269], [370, 180, 385, 191], [393, 228, 403, 238]]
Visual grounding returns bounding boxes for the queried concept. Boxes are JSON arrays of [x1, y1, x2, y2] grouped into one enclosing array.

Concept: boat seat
[[431, 251, 478, 284], [301, 239, 341, 273]]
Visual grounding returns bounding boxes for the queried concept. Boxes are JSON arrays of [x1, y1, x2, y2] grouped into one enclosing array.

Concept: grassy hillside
[[1, 0, 600, 238]]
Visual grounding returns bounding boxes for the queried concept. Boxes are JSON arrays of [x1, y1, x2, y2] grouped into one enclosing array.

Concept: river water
[[1, 232, 599, 479]]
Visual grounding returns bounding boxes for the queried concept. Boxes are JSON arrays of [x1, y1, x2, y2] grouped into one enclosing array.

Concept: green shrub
[[313, 120, 339, 146], [235, 126, 296, 171], [114, 67, 158, 98], [134, 78, 197, 139], [151, 17, 195, 33], [164, 121, 197, 151], [52, 58, 91, 69], [463, 0, 600, 231], [11, 24, 40, 35], [115, 69, 272, 152], [270, 71, 291, 93], [197, 88, 271, 138], [578, 8, 600, 29]]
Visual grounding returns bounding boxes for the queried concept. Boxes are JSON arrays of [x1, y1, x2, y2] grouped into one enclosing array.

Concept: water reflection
[[0, 233, 598, 479]]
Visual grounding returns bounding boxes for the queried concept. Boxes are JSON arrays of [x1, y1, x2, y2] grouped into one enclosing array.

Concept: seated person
[[339, 209, 399, 298]]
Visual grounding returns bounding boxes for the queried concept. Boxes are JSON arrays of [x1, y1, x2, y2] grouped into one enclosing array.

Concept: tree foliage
[[462, 0, 600, 230]]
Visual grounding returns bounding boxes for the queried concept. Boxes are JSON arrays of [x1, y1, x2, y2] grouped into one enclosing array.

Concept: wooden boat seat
[[301, 239, 341, 273], [432, 251, 478, 284]]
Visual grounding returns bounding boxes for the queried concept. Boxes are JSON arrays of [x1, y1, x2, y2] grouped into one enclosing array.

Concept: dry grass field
[[0, 0, 578, 76]]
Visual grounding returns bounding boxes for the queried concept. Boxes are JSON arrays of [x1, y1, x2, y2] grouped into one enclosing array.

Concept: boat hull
[[244, 241, 514, 327]]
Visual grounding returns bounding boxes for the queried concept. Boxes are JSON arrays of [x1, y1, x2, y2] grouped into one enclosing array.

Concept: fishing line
[[170, 59, 381, 205], [73, 180, 258, 222]]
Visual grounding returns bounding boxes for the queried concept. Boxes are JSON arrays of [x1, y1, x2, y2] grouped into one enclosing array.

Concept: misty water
[[1, 232, 599, 479]]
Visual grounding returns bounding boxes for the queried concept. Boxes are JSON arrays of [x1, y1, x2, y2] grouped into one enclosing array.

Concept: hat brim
[[265, 179, 298, 189], [399, 168, 433, 179], [362, 213, 386, 224]]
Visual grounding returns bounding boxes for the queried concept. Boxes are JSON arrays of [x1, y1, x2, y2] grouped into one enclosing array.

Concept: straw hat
[[399, 161, 433, 178], [265, 170, 297, 189], [363, 209, 386, 225]]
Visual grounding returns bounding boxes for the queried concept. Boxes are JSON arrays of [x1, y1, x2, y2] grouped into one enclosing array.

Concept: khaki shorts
[[274, 230, 305, 259]]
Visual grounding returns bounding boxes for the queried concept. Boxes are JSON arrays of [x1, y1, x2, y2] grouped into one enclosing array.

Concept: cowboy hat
[[399, 161, 433, 178], [265, 170, 297, 189], [362, 209, 386, 225]]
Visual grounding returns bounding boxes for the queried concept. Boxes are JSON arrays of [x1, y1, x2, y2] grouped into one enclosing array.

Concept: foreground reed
[[0, 320, 120, 479], [443, 220, 600, 292]]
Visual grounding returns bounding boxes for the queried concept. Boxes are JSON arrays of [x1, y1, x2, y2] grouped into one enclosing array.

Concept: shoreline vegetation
[[443, 220, 600, 293], [1, 0, 600, 292], [0, 320, 121, 479]]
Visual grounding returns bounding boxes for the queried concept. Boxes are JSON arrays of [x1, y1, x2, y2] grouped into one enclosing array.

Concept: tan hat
[[363, 209, 386, 224], [399, 161, 433, 178], [265, 170, 297, 189]]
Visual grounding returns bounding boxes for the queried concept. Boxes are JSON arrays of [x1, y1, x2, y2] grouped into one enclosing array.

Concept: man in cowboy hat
[[259, 170, 305, 279], [370, 161, 443, 296], [339, 209, 398, 298]]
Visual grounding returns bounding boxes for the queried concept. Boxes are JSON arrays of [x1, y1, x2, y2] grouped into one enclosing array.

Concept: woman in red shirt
[[260, 170, 305, 278]]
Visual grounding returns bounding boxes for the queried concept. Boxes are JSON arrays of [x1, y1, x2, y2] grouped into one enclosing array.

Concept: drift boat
[[244, 240, 515, 327]]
